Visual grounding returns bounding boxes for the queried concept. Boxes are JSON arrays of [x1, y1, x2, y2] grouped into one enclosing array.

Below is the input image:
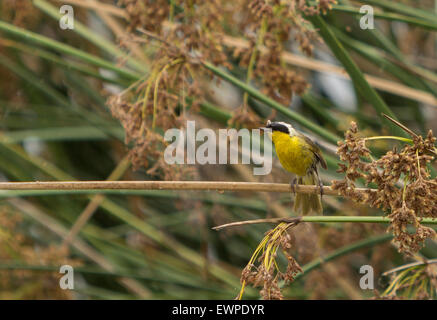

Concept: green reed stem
[[202, 62, 341, 144], [0, 21, 140, 80], [295, 233, 393, 281]]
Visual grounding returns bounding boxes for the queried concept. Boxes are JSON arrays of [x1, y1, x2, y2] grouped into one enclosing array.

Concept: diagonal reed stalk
[[0, 21, 140, 80], [8, 198, 151, 298], [201, 62, 341, 144], [306, 15, 405, 137], [62, 155, 132, 247]]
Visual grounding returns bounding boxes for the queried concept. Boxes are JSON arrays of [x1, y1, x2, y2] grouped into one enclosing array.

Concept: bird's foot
[[290, 177, 298, 195], [319, 179, 324, 199]]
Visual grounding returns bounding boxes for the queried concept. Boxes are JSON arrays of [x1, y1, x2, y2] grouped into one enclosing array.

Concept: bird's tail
[[293, 171, 322, 215]]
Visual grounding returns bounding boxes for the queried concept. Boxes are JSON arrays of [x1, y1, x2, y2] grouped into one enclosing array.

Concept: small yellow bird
[[262, 120, 327, 215]]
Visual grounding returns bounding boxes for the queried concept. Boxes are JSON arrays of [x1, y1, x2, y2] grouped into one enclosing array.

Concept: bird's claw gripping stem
[[290, 177, 297, 195], [319, 179, 324, 199]]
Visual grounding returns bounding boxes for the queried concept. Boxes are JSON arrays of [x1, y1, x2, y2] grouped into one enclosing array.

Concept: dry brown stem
[[0, 180, 372, 195]]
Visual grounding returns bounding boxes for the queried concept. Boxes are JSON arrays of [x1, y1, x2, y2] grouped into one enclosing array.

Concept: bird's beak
[[259, 127, 272, 135], [260, 120, 272, 132]]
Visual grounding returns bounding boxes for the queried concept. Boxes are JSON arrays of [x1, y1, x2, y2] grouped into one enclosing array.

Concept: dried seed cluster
[[239, 222, 302, 300], [1, 0, 40, 27], [379, 263, 437, 299], [332, 122, 437, 255], [236, 0, 337, 106]]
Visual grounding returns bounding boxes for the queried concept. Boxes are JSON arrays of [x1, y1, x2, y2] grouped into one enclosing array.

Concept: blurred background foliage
[[0, 0, 436, 299]]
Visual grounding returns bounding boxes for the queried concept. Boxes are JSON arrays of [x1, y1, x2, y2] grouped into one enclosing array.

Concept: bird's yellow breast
[[271, 131, 314, 177]]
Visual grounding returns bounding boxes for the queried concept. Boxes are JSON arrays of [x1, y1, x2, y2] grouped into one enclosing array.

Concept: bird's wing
[[300, 133, 328, 170]]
